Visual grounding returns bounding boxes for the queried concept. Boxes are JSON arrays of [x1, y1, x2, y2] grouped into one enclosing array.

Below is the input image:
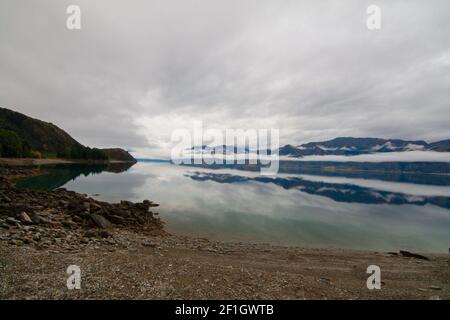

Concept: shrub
[[29, 150, 42, 159]]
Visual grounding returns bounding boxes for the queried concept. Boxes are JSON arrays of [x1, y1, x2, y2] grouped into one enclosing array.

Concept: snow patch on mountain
[[282, 151, 450, 163]]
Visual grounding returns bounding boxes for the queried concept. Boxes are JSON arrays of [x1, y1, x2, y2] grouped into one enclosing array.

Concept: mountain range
[[278, 137, 450, 157], [190, 137, 450, 158]]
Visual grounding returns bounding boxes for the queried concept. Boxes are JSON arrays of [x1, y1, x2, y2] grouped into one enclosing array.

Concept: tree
[[0, 129, 24, 157]]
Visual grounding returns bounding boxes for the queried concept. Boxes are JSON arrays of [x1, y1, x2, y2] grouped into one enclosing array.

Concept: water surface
[[17, 161, 450, 253]]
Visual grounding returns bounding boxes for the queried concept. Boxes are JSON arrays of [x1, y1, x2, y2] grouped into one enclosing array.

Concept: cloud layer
[[1, 0, 449, 158]]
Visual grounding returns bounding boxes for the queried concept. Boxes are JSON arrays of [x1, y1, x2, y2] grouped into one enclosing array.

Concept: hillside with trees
[[0, 107, 135, 162]]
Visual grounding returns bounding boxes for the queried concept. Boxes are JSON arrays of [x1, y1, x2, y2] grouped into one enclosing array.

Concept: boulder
[[110, 209, 130, 217], [82, 202, 91, 212], [59, 200, 69, 208], [17, 212, 33, 224], [120, 200, 134, 207], [90, 213, 112, 229], [6, 217, 20, 225], [0, 222, 9, 229], [62, 219, 77, 229], [68, 200, 81, 210], [109, 215, 125, 225], [30, 213, 48, 225], [83, 230, 97, 238], [74, 211, 89, 218], [90, 202, 103, 212], [399, 250, 429, 261], [98, 230, 112, 238], [146, 200, 159, 208], [72, 216, 83, 223]]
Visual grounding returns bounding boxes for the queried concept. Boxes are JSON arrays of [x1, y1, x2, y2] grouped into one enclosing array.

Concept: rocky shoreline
[[1, 166, 449, 300], [0, 167, 165, 251]]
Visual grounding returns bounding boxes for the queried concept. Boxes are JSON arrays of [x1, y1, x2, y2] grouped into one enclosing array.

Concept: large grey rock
[[30, 213, 49, 225], [120, 200, 134, 207], [90, 213, 112, 229], [82, 202, 91, 212], [109, 215, 125, 224], [90, 202, 102, 212]]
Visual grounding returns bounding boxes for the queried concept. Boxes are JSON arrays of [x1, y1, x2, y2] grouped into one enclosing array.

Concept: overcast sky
[[1, 0, 449, 158]]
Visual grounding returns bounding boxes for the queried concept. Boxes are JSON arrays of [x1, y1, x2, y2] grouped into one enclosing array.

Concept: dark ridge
[[0, 107, 135, 162]]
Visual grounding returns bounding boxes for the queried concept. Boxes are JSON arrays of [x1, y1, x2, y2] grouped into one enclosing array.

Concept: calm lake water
[[16, 161, 450, 253]]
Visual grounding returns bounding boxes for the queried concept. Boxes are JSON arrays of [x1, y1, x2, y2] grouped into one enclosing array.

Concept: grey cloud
[[0, 0, 449, 157]]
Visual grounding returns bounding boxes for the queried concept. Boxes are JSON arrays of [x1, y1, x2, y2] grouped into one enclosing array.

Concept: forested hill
[[0, 107, 135, 162]]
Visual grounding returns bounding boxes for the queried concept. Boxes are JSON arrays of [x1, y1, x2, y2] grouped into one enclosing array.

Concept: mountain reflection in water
[[13, 161, 450, 252], [187, 171, 450, 209]]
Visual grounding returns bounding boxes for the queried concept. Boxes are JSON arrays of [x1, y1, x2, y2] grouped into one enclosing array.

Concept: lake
[[16, 160, 450, 253]]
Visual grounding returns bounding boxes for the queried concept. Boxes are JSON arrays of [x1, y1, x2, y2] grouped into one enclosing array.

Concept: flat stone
[[109, 215, 125, 224], [6, 217, 20, 225], [429, 286, 442, 290], [399, 250, 429, 261], [83, 230, 98, 238]]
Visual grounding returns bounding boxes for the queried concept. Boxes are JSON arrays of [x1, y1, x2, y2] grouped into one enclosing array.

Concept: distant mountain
[[277, 144, 307, 157], [190, 145, 250, 154], [0, 107, 135, 162], [279, 137, 448, 157], [429, 139, 450, 152], [189, 137, 450, 159]]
